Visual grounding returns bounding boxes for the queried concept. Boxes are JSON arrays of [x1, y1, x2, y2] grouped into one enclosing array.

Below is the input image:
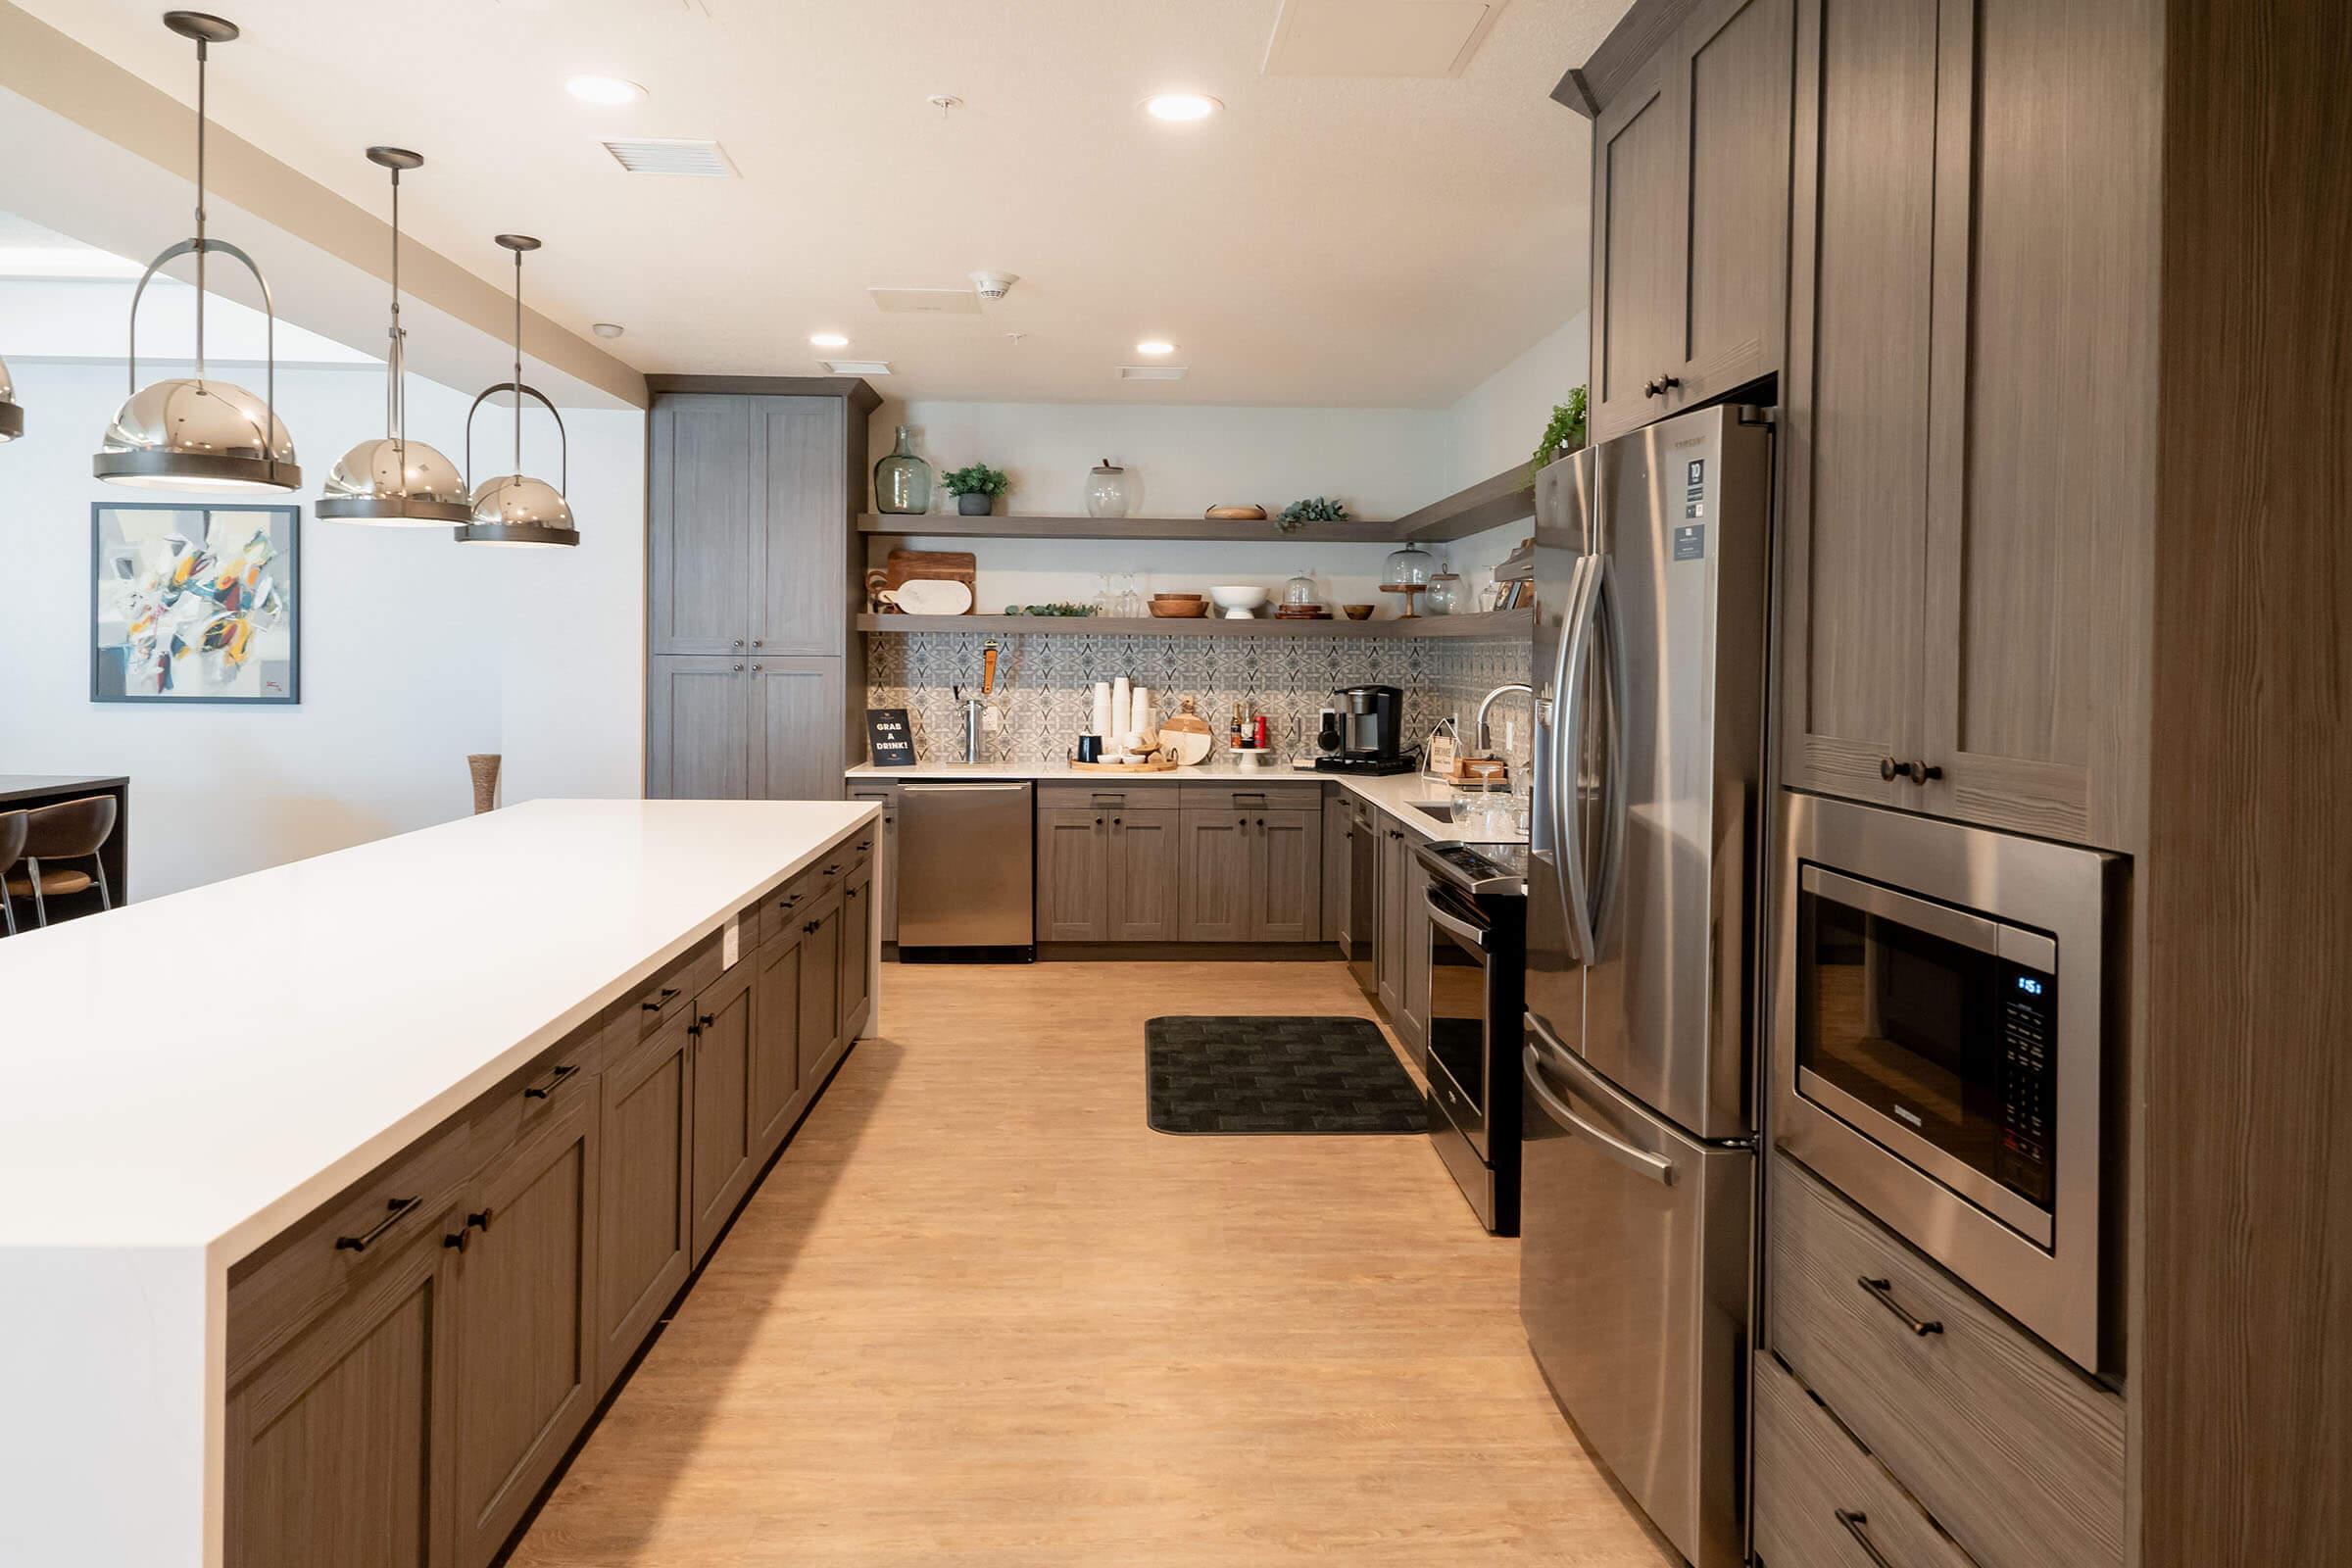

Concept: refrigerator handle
[[1553, 554, 1603, 967], [1589, 555, 1631, 948], [1522, 1046, 1677, 1186]]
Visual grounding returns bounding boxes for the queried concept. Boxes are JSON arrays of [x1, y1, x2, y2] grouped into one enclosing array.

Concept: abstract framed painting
[[90, 502, 301, 705]]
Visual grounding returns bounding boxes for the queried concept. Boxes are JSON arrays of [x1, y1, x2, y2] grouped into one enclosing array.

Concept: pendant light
[[0, 354, 21, 442], [317, 148, 469, 524], [92, 12, 300, 493], [455, 235, 576, 547]]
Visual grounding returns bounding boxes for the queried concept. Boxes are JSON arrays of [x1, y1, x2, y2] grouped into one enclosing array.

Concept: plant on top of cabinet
[[1278, 496, 1349, 532], [1531, 387, 1589, 478], [942, 463, 1010, 515]]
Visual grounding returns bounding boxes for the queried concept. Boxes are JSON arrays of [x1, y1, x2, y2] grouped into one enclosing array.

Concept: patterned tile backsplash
[[864, 628, 1534, 767]]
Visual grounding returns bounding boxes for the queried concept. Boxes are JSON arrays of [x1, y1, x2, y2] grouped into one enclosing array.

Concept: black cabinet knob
[[443, 1228, 469, 1253], [467, 1208, 495, 1234], [1095, 816, 1103, 826], [1256, 817, 1265, 826], [1882, 757, 1943, 786], [1111, 815, 1122, 826], [1880, 755, 1900, 781], [697, 1012, 714, 1028]]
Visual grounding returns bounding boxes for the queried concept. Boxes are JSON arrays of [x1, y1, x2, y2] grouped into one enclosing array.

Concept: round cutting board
[[893, 577, 973, 616]]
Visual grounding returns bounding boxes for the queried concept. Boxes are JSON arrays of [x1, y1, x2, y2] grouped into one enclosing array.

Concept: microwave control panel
[[1998, 964, 2059, 1205]]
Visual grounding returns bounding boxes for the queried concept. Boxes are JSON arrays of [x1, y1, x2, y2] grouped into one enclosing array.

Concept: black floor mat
[[1145, 1015, 1427, 1135]]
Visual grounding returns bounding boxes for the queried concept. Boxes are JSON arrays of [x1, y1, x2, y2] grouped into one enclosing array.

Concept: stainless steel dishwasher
[[894, 780, 1035, 958]]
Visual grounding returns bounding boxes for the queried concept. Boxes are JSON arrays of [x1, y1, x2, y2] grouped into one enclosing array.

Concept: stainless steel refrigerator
[[1520, 403, 1772, 1568]]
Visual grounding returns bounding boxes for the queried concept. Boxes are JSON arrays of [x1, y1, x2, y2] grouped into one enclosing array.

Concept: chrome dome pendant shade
[[0, 352, 22, 442], [318, 148, 470, 524], [456, 234, 576, 548], [93, 13, 301, 494]]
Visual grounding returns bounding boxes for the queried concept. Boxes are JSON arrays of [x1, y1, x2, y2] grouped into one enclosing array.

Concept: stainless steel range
[[1417, 839, 1526, 1234]]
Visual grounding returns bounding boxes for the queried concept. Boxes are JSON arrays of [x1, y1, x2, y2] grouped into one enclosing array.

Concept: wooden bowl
[[1342, 604, 1375, 620], [1151, 592, 1204, 603], [1149, 599, 1212, 617]]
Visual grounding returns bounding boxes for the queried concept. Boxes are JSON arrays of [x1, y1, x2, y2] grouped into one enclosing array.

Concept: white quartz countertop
[[0, 798, 876, 1259], [845, 760, 1526, 844]]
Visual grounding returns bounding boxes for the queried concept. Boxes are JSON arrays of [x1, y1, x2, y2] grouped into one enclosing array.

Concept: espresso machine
[[1315, 684, 1414, 775]]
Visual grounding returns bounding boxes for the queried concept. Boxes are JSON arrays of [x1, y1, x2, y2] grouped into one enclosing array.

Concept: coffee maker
[[1315, 684, 1414, 775]]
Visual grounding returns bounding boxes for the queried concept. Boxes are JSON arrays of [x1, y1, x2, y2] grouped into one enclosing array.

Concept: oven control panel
[[1998, 963, 2058, 1205]]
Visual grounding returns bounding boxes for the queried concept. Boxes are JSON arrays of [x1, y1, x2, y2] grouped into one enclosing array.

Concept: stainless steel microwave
[[1774, 793, 2125, 1372]]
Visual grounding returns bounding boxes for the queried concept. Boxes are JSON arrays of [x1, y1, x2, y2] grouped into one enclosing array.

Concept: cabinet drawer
[[1768, 1156, 2125, 1568], [1177, 781, 1321, 812], [1754, 1353, 1975, 1568], [226, 1111, 476, 1375], [759, 870, 821, 946], [1037, 779, 1180, 809], [616, 937, 720, 1040], [467, 1021, 604, 1171]]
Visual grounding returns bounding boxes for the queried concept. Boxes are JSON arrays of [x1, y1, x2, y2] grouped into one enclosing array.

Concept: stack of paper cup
[[1091, 681, 1113, 744]]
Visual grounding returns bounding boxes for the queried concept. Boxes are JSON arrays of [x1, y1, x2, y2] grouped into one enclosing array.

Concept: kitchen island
[[0, 798, 880, 1568]]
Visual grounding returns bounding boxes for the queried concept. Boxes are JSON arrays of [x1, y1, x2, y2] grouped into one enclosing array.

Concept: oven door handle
[[1522, 1046, 1676, 1186], [1423, 887, 1489, 952]]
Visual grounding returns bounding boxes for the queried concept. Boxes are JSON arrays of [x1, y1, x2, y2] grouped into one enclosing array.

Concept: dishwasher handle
[[901, 782, 1032, 793]]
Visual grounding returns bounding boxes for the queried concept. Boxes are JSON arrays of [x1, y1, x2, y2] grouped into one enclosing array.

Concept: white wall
[[1444, 310, 1590, 489], [0, 357, 644, 900]]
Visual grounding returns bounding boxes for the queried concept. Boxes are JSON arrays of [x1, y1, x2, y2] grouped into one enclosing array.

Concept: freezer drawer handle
[[1835, 1511, 1898, 1568], [1857, 1276, 1944, 1337], [1521, 1046, 1675, 1186]]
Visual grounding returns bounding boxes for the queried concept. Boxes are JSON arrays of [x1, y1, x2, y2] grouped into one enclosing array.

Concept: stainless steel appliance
[[1521, 403, 1772, 1568], [895, 780, 1035, 957], [1418, 840, 1526, 1234], [1775, 793, 2123, 1372]]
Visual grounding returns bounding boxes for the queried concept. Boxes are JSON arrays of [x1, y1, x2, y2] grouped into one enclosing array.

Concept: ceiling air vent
[[868, 286, 981, 316], [600, 138, 736, 176], [820, 359, 893, 375], [1119, 365, 1188, 381]]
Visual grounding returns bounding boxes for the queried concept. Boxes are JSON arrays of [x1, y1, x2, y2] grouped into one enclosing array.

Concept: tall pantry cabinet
[[645, 376, 878, 802]]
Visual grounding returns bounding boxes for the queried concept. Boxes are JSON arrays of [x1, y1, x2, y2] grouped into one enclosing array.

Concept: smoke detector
[[970, 270, 1020, 302]]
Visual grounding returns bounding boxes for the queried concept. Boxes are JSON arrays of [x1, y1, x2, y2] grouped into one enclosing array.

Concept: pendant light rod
[[365, 147, 423, 449]]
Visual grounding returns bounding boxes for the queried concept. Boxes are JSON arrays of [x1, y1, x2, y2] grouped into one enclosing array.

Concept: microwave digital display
[[1796, 873, 2057, 1215]]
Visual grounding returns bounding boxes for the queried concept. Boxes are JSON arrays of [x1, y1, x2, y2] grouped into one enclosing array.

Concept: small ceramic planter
[[956, 492, 993, 515]]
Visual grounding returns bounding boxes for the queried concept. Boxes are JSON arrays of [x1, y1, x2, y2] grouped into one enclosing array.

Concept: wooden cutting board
[[884, 549, 977, 608]]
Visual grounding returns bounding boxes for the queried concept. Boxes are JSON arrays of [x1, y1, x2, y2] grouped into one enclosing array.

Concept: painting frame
[[90, 501, 302, 707]]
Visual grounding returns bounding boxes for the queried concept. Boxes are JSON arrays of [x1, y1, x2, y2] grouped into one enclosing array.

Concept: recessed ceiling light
[[809, 331, 849, 348], [1144, 91, 1222, 122], [567, 75, 646, 105], [1135, 339, 1176, 356], [592, 321, 625, 339]]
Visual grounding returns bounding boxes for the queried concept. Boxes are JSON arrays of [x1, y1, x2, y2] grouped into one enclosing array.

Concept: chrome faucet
[[1473, 683, 1534, 753]]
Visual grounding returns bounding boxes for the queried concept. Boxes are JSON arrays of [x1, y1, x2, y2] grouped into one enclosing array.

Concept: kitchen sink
[[1405, 801, 1457, 822]]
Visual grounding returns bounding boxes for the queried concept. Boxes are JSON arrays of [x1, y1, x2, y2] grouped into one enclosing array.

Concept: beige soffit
[[0, 1, 647, 410]]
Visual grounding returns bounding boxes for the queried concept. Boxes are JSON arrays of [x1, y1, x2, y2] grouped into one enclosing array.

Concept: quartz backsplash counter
[[864, 623, 1534, 769]]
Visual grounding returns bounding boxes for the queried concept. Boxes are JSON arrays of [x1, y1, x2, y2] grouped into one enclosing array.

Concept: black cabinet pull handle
[[641, 986, 680, 1013], [697, 1011, 715, 1028], [1835, 1511, 1897, 1568], [1908, 760, 1941, 785], [805, 920, 819, 933], [467, 1208, 495, 1234], [336, 1195, 422, 1253], [1857, 1276, 1943, 1336], [687, 1022, 702, 1039], [823, 862, 842, 875], [523, 1062, 579, 1100], [1880, 757, 1944, 786], [444, 1228, 470, 1252], [857, 840, 872, 851]]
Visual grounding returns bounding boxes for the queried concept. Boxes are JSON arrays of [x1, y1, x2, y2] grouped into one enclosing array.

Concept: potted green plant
[[1277, 496, 1350, 534], [1531, 387, 1590, 480], [943, 463, 1010, 515]]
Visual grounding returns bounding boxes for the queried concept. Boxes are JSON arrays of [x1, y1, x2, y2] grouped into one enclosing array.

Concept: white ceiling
[[14, 0, 1620, 408]]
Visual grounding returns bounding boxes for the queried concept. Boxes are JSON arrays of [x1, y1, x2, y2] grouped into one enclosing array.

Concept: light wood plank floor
[[511, 959, 1675, 1567]]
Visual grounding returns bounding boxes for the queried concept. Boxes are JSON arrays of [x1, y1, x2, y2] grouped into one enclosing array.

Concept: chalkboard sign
[[865, 708, 915, 767]]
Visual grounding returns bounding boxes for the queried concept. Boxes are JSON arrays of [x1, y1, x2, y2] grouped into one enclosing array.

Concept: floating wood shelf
[[856, 609, 1533, 640], [1391, 463, 1538, 543], [858, 513, 1396, 544]]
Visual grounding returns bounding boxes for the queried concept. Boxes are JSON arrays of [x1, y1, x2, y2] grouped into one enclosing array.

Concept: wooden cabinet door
[[1911, 0, 2157, 850], [449, 1091, 600, 1568], [1778, 0, 1940, 807], [1321, 787, 1350, 948], [224, 1215, 459, 1568], [1666, 0, 1793, 410], [797, 892, 844, 1086], [688, 962, 757, 1262], [754, 397, 849, 656], [1398, 845, 1433, 1061], [1106, 808, 1181, 941], [596, 1012, 692, 1394], [649, 395, 759, 655], [1376, 825, 1408, 1015], [748, 927, 805, 1161], [1589, 51, 1687, 444], [848, 786, 900, 941], [839, 859, 874, 1038], [1251, 808, 1323, 942], [648, 657, 751, 801], [1035, 807, 1111, 942], [1178, 811, 1253, 942], [751, 657, 845, 802]]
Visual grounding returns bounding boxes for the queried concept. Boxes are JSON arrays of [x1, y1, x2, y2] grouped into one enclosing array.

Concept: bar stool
[[3, 795, 118, 928], [0, 811, 25, 937]]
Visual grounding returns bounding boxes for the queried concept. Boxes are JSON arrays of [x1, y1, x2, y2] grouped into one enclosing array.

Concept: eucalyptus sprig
[[1278, 496, 1350, 533]]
